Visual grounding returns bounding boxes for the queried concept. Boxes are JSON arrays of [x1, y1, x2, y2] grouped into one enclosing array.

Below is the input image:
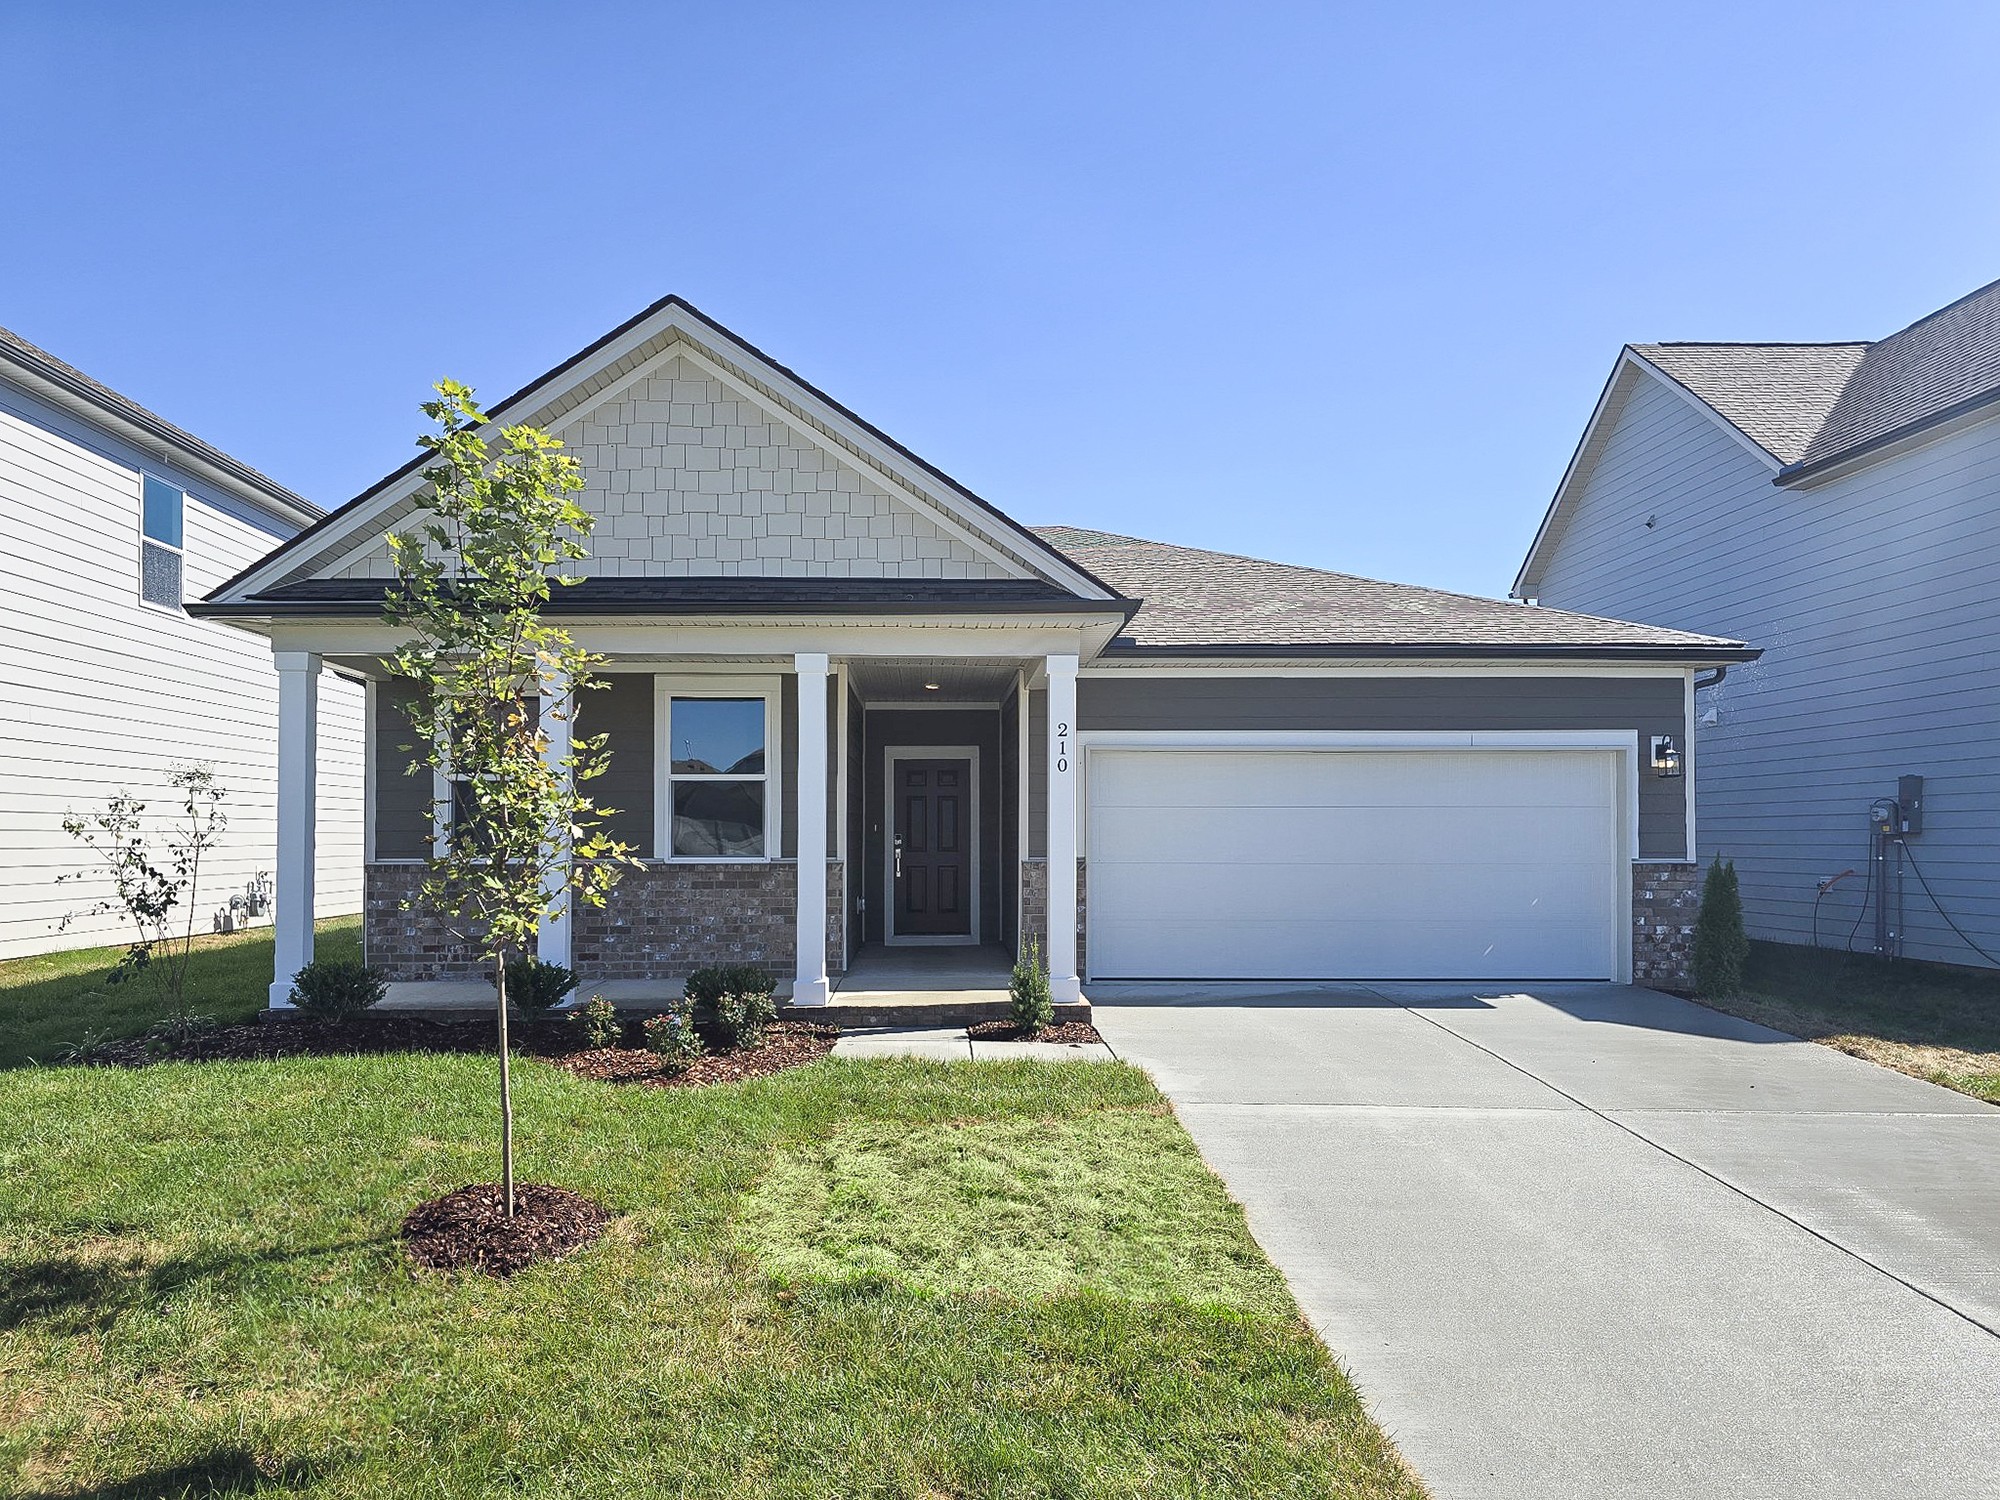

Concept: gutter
[[1, 345, 320, 529], [187, 596, 1143, 623], [1093, 641, 1762, 664], [1776, 383, 2000, 487]]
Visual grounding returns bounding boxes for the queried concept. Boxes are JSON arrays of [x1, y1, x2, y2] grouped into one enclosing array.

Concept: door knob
[[893, 834, 904, 877]]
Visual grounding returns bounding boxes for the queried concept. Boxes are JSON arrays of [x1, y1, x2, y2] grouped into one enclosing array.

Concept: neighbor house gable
[[1514, 348, 1786, 600], [208, 296, 1118, 602]]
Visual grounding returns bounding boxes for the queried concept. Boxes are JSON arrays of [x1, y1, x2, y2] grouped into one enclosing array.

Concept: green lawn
[[0, 1051, 1424, 1499], [1699, 940, 2000, 1103], [0, 917, 361, 1068]]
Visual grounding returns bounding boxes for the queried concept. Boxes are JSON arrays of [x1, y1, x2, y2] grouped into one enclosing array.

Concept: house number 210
[[1055, 721, 1070, 774]]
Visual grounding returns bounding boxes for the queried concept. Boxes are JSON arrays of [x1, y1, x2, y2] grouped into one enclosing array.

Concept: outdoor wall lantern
[[1650, 734, 1683, 779]]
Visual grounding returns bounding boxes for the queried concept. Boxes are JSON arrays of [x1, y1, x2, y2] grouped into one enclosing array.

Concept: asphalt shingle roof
[[0, 323, 315, 518], [1629, 277, 2000, 479], [1793, 278, 2000, 472], [1034, 527, 1749, 657], [1634, 342, 1868, 463]]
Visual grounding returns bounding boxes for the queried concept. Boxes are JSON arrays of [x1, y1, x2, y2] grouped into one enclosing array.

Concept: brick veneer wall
[[366, 860, 844, 983], [571, 860, 845, 983], [364, 864, 487, 980], [1018, 857, 1086, 975], [1632, 862, 1700, 990]]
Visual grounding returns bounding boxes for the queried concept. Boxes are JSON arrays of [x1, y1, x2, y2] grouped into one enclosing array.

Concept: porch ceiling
[[847, 657, 1026, 704]]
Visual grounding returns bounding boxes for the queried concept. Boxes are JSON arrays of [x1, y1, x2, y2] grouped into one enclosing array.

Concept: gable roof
[[1516, 276, 2000, 598], [1037, 527, 1752, 661], [1632, 342, 1868, 464], [204, 295, 1117, 605], [0, 323, 318, 527]]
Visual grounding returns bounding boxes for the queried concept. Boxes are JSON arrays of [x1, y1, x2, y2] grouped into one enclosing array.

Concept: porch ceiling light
[[923, 681, 941, 691], [1650, 734, 1683, 779]]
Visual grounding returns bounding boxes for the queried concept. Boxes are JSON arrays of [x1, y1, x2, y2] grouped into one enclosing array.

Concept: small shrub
[[143, 1013, 221, 1059], [503, 956, 579, 1011], [1010, 937, 1054, 1034], [570, 994, 623, 1050], [684, 963, 776, 1010], [715, 989, 778, 1051], [57, 1027, 115, 1064], [642, 1010, 705, 1068], [1692, 855, 1750, 998], [289, 959, 387, 1019]]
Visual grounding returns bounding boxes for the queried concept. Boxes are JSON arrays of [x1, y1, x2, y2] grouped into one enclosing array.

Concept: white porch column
[[269, 651, 321, 1008], [537, 675, 573, 969], [1045, 652, 1082, 1003], [792, 652, 832, 1005]]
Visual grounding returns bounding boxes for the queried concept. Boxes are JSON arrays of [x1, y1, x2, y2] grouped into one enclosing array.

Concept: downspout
[[1694, 665, 1729, 693]]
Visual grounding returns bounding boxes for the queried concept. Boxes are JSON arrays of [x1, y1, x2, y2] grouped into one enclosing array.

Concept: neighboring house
[[1516, 277, 2000, 968], [0, 326, 364, 961], [193, 295, 1749, 1006]]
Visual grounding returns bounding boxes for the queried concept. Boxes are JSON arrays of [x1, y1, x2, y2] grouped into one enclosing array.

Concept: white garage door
[[1087, 748, 1622, 981]]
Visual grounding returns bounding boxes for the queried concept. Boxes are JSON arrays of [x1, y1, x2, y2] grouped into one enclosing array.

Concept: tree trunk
[[495, 948, 514, 1218]]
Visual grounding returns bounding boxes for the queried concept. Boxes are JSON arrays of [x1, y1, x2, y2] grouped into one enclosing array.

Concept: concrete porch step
[[780, 996, 1091, 1029]]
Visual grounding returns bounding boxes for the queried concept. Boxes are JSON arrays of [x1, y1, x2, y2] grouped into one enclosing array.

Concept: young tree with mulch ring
[[385, 379, 635, 1224]]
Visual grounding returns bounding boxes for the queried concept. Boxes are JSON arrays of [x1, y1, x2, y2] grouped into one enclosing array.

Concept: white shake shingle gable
[[328, 355, 1015, 582]]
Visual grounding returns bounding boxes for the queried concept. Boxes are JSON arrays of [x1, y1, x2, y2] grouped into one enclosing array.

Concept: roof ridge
[[0, 322, 317, 518], [1636, 339, 1874, 350]]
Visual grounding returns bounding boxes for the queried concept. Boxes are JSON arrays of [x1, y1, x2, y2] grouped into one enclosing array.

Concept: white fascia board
[[1511, 348, 1781, 601], [265, 615, 1123, 662]]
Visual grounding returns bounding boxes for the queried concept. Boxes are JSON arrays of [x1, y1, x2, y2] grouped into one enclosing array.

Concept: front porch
[[369, 940, 1092, 1027], [268, 641, 1093, 1019]]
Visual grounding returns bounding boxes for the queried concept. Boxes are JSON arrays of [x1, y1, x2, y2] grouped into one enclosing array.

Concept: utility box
[[1898, 774, 1925, 835]]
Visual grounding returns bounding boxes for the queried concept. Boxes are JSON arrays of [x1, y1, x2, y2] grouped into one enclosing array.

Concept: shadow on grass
[[0, 1236, 392, 1335], [14, 1447, 325, 1498]]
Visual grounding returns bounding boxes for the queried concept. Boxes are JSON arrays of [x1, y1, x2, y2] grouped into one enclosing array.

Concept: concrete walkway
[[1089, 981, 2000, 1500], [831, 1025, 1116, 1062]]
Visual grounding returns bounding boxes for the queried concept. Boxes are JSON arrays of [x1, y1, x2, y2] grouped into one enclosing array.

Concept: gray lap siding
[[1074, 674, 1690, 860]]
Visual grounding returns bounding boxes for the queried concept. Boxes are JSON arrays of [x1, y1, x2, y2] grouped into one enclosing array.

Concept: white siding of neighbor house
[[0, 379, 364, 961], [331, 354, 1012, 580], [1533, 369, 2000, 968]]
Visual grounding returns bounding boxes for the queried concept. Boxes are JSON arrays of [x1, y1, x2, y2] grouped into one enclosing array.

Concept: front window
[[140, 475, 184, 609], [668, 696, 768, 856]]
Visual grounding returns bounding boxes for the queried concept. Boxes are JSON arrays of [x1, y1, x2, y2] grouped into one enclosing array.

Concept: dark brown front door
[[894, 758, 972, 937]]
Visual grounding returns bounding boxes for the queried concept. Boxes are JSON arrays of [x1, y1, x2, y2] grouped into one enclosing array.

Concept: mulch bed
[[402, 1182, 612, 1276], [966, 1019, 1105, 1045], [75, 1013, 839, 1088], [80, 1013, 576, 1068], [554, 1022, 838, 1088]]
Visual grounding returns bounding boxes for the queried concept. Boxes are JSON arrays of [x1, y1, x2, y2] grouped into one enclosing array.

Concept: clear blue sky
[[6, 2, 1998, 596]]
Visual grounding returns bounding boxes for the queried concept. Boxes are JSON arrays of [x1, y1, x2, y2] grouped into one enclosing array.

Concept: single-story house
[[192, 296, 1754, 1006]]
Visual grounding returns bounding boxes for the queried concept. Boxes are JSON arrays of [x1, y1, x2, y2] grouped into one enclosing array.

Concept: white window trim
[[137, 471, 186, 615], [654, 674, 782, 863], [883, 744, 982, 946]]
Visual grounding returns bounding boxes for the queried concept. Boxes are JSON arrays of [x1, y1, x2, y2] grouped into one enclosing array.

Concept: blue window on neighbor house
[[140, 475, 184, 608]]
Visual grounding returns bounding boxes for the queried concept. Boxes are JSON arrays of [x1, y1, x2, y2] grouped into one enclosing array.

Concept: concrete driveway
[[1090, 981, 2000, 1500]]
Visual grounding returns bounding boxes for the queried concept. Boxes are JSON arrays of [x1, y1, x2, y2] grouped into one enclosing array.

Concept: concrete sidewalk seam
[[1386, 995, 2000, 1345]]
